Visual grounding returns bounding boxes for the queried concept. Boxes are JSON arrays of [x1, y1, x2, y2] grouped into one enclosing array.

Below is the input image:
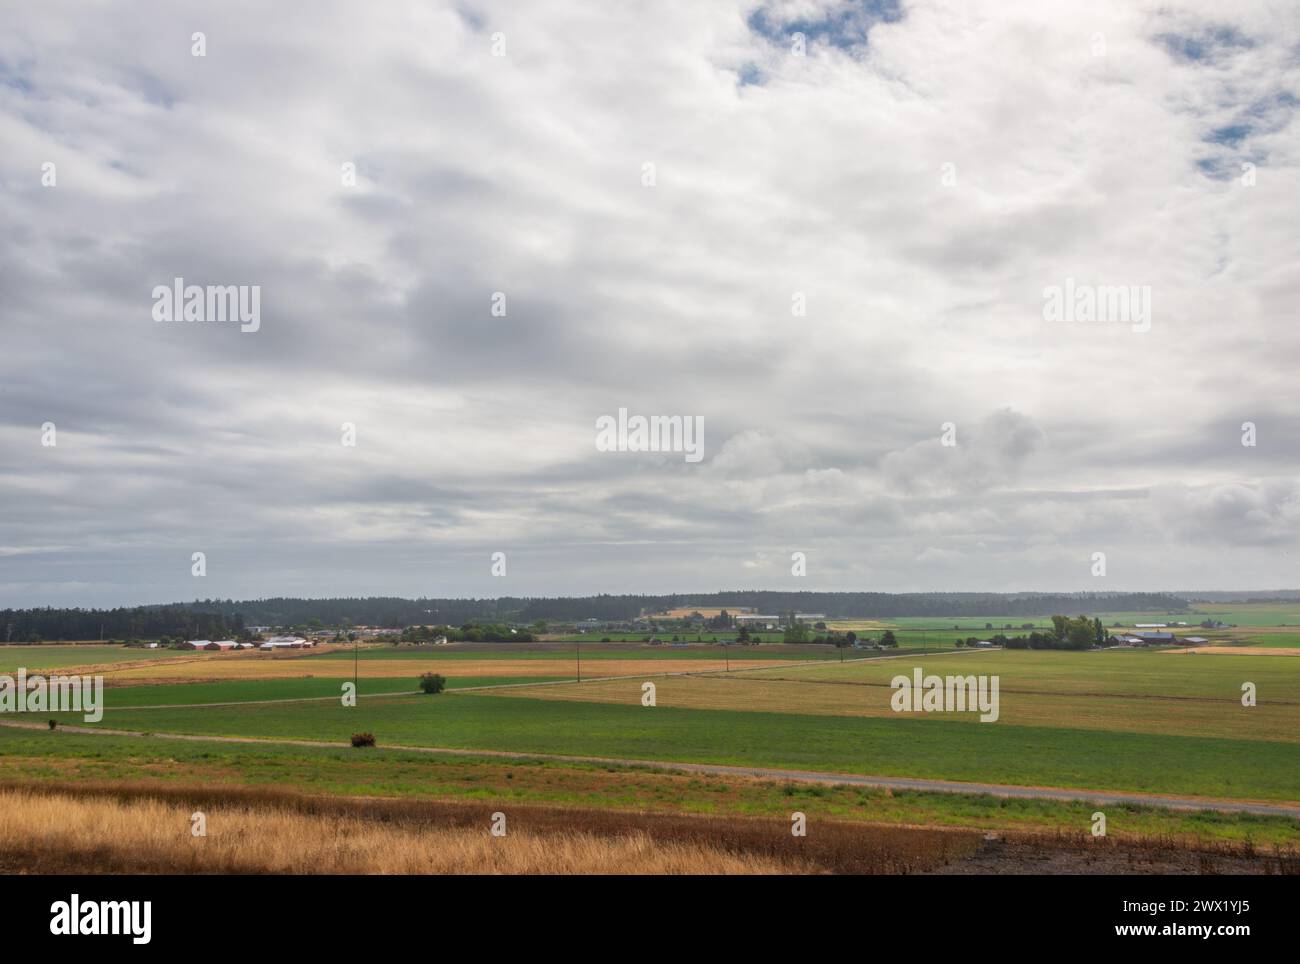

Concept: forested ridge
[[0, 591, 1190, 641]]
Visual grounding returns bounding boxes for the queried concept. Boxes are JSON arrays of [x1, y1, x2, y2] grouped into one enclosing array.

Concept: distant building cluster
[[181, 639, 253, 651], [182, 635, 314, 651], [259, 635, 313, 650], [1109, 629, 1208, 647]]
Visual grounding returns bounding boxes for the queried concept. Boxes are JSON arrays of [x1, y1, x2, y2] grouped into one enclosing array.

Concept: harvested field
[[491, 674, 1300, 742]]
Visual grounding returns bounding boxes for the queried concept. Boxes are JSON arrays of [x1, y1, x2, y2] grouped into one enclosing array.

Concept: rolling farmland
[[3, 604, 1298, 872]]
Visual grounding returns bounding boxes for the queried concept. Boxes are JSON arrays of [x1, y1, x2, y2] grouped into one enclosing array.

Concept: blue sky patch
[[748, 0, 903, 53], [1153, 24, 1253, 64]]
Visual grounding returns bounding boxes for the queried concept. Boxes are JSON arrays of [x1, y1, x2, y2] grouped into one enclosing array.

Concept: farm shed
[[259, 635, 312, 650]]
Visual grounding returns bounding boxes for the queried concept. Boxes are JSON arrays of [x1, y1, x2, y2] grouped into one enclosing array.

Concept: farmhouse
[[182, 640, 213, 650], [1110, 634, 1148, 646]]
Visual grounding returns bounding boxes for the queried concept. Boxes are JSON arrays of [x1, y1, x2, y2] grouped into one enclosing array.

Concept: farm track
[[2, 718, 1296, 819]]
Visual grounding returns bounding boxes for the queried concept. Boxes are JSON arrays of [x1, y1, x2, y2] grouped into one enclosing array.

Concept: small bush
[[418, 672, 446, 695], [47, 719, 57, 730], [351, 732, 376, 748]]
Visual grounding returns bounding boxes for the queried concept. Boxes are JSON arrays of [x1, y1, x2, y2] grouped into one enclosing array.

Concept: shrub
[[351, 732, 376, 748], [418, 672, 446, 695], [47, 719, 57, 730]]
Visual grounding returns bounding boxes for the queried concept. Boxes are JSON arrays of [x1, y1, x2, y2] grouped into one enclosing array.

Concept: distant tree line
[[162, 591, 1187, 624], [1, 592, 1186, 643], [0, 605, 245, 644], [400, 624, 536, 644]]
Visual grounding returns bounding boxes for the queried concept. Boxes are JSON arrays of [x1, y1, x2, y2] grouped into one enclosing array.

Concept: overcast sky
[[2, 0, 1298, 607]]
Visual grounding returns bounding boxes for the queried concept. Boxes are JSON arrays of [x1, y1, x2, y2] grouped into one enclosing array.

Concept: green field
[[34, 687, 1300, 802], [734, 649, 1300, 698], [96, 676, 564, 707], [0, 644, 183, 673], [2, 727, 1292, 844], [1184, 603, 1300, 626]]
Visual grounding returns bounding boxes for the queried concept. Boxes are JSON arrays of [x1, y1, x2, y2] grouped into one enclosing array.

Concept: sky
[[1, 0, 1298, 607]]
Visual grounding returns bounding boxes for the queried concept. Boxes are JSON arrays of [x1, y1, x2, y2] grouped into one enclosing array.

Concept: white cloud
[[0, 0, 1297, 603]]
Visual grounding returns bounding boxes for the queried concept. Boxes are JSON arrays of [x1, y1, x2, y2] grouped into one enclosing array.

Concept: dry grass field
[[0, 787, 798, 874], [0, 784, 991, 874], [0, 783, 1290, 875]]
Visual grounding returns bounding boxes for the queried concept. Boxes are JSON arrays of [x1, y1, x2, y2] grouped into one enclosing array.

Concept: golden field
[[0, 787, 797, 874], [489, 673, 1300, 743], [0, 783, 1288, 875]]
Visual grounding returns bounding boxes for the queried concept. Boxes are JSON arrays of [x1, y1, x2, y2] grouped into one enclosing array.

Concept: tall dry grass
[[0, 780, 982, 874], [0, 782, 1280, 874], [0, 788, 798, 874]]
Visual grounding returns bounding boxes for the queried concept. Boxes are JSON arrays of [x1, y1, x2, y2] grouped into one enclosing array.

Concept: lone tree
[[419, 672, 447, 695], [880, 630, 899, 648]]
